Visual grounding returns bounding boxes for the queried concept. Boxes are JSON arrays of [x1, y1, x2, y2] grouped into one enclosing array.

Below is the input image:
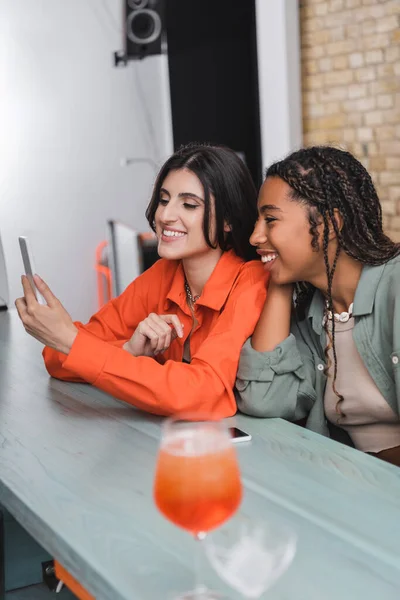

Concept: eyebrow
[[160, 188, 204, 203], [259, 204, 282, 214]]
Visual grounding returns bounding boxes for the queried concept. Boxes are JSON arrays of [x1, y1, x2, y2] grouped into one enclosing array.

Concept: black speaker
[[166, 0, 262, 186], [124, 0, 165, 60]]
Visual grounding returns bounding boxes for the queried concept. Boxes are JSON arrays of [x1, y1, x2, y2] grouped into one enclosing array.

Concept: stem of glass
[[194, 531, 207, 599]]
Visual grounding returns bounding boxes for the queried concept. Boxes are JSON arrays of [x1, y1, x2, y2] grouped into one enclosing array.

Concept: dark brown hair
[[146, 142, 258, 261]]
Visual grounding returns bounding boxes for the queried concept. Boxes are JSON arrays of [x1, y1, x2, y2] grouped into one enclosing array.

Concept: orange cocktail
[[154, 423, 242, 535]]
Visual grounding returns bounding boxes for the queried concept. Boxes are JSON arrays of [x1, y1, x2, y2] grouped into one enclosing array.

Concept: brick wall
[[300, 0, 400, 242]]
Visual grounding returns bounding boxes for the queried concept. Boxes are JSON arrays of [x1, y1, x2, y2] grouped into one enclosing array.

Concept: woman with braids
[[236, 146, 400, 466]]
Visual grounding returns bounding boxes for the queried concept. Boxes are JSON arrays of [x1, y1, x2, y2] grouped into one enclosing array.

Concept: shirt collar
[[165, 250, 245, 313], [306, 262, 387, 335], [352, 262, 386, 317], [307, 290, 325, 336]]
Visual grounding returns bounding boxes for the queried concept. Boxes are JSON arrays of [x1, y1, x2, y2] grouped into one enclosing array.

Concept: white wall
[[0, 0, 173, 320], [255, 0, 302, 171]]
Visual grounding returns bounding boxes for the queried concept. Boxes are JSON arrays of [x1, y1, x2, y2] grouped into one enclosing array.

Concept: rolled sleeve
[[237, 334, 305, 382], [236, 334, 315, 421]]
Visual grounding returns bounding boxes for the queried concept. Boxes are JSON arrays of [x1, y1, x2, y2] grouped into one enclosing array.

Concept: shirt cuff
[[238, 334, 304, 382], [62, 329, 118, 384]]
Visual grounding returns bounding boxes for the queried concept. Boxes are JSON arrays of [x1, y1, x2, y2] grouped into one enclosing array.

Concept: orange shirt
[[43, 250, 268, 418]]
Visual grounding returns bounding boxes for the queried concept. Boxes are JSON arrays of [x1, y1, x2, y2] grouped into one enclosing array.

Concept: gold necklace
[[184, 280, 200, 304]]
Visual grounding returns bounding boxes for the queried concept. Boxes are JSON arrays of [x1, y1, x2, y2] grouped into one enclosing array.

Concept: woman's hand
[[267, 279, 295, 300], [123, 313, 184, 357], [15, 275, 78, 354]]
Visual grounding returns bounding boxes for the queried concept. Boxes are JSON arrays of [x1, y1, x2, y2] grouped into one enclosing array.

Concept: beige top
[[324, 318, 400, 453]]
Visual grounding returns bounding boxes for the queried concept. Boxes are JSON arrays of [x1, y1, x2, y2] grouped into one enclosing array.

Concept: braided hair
[[266, 146, 400, 417]]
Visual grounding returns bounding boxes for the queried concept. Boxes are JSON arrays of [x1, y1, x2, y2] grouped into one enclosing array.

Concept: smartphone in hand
[[18, 236, 46, 305]]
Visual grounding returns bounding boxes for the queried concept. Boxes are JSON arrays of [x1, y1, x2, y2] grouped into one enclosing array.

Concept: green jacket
[[236, 256, 400, 440]]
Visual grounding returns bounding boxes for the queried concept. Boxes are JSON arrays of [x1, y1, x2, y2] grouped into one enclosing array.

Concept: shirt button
[[317, 364, 324, 371], [393, 355, 399, 365]]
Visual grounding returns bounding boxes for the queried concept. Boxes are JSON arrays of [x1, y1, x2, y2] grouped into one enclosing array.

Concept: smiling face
[[250, 177, 326, 285], [154, 168, 220, 261]]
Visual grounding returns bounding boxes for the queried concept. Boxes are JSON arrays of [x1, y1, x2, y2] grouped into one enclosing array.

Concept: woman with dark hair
[[236, 146, 400, 466], [16, 143, 267, 418]]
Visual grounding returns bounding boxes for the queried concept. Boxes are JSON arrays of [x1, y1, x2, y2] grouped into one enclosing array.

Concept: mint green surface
[[1, 311, 399, 599]]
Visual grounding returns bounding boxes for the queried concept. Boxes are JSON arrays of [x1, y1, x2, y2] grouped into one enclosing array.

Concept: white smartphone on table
[[229, 427, 252, 444], [18, 236, 46, 305]]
